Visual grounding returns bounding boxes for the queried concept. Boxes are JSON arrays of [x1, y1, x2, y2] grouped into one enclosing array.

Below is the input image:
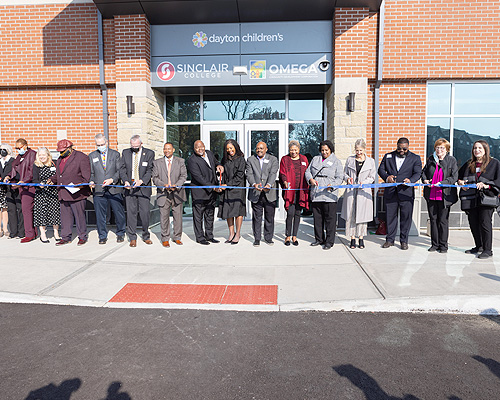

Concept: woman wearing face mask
[[421, 138, 458, 253], [32, 147, 61, 243], [217, 139, 246, 245], [0, 144, 13, 237], [305, 140, 343, 250], [458, 140, 500, 259]]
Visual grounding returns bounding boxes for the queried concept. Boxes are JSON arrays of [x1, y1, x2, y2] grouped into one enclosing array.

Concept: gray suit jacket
[[89, 148, 123, 196], [152, 156, 187, 206], [246, 153, 279, 203], [305, 154, 343, 202]]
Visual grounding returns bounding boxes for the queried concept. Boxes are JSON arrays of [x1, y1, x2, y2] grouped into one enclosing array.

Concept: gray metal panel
[[151, 55, 241, 87], [240, 21, 332, 54], [152, 24, 240, 57], [240, 53, 332, 86]]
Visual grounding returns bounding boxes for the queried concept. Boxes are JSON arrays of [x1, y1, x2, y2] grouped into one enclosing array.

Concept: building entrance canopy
[[92, 0, 382, 24]]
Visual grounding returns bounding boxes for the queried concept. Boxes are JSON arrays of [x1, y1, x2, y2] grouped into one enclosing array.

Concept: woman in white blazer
[[341, 139, 376, 249]]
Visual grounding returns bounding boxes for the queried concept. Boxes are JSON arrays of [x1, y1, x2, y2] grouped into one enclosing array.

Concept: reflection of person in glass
[[305, 140, 343, 250], [340, 139, 376, 250], [279, 140, 309, 246], [458, 140, 500, 259], [421, 138, 458, 253], [218, 139, 246, 245]]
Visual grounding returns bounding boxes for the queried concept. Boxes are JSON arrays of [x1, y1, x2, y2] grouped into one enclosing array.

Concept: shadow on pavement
[[472, 356, 500, 380], [24, 379, 131, 400], [478, 273, 500, 282]]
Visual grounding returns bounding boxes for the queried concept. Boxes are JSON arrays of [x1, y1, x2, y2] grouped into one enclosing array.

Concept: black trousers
[[427, 200, 450, 250], [466, 206, 495, 253], [6, 191, 24, 238], [385, 197, 414, 244], [125, 194, 150, 241], [192, 199, 215, 242], [285, 193, 302, 237], [251, 193, 276, 241], [312, 201, 337, 245]]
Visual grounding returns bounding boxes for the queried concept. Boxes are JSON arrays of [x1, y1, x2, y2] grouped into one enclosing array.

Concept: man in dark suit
[[120, 135, 155, 247], [187, 140, 223, 245], [152, 142, 187, 247], [47, 139, 91, 246], [89, 134, 126, 245], [246, 141, 279, 246], [378, 137, 422, 250]]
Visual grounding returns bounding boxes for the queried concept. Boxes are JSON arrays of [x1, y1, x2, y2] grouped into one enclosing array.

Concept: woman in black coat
[[458, 140, 500, 259], [0, 143, 23, 238], [218, 139, 246, 244], [421, 138, 458, 253]]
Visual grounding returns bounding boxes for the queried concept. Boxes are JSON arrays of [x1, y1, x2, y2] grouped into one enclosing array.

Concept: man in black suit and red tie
[[120, 135, 155, 247], [378, 137, 422, 250], [187, 140, 223, 245]]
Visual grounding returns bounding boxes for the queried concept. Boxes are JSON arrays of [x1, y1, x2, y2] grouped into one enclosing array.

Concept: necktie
[[133, 152, 139, 182], [167, 158, 172, 186], [102, 152, 106, 170]]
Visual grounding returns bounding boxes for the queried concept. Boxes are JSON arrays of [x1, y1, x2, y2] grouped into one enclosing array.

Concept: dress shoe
[[322, 243, 333, 250], [358, 239, 365, 249], [253, 240, 260, 247], [264, 239, 274, 246], [129, 240, 137, 247], [350, 239, 356, 249], [40, 237, 50, 244], [77, 239, 87, 246], [284, 239, 291, 246], [310, 241, 323, 247], [20, 236, 36, 243], [198, 239, 210, 245], [99, 238, 107, 245], [162, 241, 170, 248], [465, 247, 482, 254], [438, 249, 448, 253], [116, 236, 125, 243], [428, 246, 438, 252], [173, 240, 183, 245], [478, 251, 492, 259], [225, 235, 235, 244], [143, 239, 153, 245], [381, 241, 394, 248], [55, 239, 70, 246], [400, 242, 408, 250], [292, 240, 299, 246], [207, 238, 220, 244]]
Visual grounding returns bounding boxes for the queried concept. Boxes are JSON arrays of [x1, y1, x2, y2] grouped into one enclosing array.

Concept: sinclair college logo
[[192, 31, 208, 48], [249, 60, 266, 79], [156, 62, 175, 81]]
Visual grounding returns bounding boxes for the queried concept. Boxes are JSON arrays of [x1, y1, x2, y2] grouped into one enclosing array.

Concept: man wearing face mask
[[47, 139, 91, 246], [3, 138, 37, 242], [119, 135, 155, 247], [378, 137, 422, 250], [89, 134, 126, 245]]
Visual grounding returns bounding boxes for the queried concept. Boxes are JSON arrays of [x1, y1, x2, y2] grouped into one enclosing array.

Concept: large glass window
[[289, 123, 324, 159], [426, 83, 500, 167], [166, 96, 200, 122], [289, 94, 324, 121], [203, 95, 285, 121]]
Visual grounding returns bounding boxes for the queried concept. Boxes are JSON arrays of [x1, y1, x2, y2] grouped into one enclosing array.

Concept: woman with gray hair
[[279, 140, 309, 246], [340, 139, 376, 249], [0, 144, 14, 237]]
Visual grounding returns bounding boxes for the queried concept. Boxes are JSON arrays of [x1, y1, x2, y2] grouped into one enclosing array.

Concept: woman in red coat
[[279, 140, 309, 246]]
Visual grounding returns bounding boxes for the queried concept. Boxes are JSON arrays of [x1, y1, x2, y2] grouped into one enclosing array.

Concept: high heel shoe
[[359, 239, 365, 249], [350, 239, 356, 249], [225, 234, 236, 244], [230, 235, 240, 245], [40, 237, 50, 244]]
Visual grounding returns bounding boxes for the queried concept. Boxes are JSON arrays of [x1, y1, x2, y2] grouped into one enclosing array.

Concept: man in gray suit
[[246, 141, 279, 246], [152, 142, 187, 248], [120, 135, 155, 247], [89, 134, 126, 244]]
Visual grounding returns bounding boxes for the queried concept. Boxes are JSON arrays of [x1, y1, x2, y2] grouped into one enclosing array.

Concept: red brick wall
[[383, 0, 500, 79]]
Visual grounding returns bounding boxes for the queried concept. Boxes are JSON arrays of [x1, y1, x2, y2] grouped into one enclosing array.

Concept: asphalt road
[[1, 304, 499, 399]]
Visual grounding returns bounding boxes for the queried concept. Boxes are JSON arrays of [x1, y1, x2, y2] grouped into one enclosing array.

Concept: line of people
[[0, 135, 499, 257]]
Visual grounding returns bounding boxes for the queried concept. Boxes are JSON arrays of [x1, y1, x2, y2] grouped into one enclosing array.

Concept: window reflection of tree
[[251, 131, 279, 158], [289, 123, 324, 157], [221, 100, 259, 120]]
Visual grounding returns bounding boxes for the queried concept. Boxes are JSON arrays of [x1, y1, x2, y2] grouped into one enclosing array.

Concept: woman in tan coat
[[341, 139, 376, 249]]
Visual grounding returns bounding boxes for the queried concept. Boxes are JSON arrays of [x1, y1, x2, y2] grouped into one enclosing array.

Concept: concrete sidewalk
[[0, 219, 499, 314]]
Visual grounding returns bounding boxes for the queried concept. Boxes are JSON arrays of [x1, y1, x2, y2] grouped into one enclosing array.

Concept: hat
[[56, 139, 73, 151]]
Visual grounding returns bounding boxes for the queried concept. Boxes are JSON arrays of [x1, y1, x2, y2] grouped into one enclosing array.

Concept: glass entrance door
[[202, 123, 286, 219]]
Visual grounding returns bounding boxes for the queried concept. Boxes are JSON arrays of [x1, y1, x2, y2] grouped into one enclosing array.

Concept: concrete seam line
[[338, 236, 387, 300], [37, 244, 127, 295]]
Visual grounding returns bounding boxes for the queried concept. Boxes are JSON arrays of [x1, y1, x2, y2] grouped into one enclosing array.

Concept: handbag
[[479, 191, 500, 208], [459, 189, 477, 211]]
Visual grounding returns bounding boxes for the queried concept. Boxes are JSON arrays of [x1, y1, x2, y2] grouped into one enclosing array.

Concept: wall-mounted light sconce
[[347, 92, 355, 112], [233, 66, 248, 76], [126, 95, 135, 115]]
